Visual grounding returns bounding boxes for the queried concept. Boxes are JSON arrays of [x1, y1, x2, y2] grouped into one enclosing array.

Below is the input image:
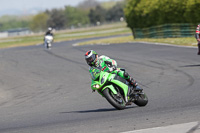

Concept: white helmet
[[48, 27, 52, 31]]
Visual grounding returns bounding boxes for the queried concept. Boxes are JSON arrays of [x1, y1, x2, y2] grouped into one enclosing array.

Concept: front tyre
[[102, 88, 126, 110], [133, 92, 148, 107]]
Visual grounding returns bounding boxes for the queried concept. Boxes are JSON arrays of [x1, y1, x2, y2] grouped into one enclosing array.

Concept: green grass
[[134, 37, 197, 47], [78, 35, 198, 47], [0, 35, 43, 48]]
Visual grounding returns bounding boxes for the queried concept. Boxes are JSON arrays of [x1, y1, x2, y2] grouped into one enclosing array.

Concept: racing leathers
[[89, 55, 142, 94], [195, 24, 200, 55], [45, 31, 54, 36]]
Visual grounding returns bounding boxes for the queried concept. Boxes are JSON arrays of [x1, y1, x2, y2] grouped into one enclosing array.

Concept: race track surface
[[0, 37, 200, 133]]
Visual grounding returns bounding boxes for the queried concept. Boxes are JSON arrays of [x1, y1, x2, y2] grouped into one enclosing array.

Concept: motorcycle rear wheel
[[47, 43, 51, 49], [103, 88, 126, 110]]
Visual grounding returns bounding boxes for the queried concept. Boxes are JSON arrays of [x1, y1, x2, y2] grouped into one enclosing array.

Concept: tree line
[[124, 0, 200, 31], [0, 0, 125, 32]]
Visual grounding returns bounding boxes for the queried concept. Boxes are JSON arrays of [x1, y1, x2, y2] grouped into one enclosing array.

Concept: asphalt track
[[0, 36, 200, 133]]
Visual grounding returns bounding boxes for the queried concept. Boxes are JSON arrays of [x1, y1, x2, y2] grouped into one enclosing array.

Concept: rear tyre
[[47, 43, 51, 49], [103, 88, 126, 110], [133, 92, 148, 107]]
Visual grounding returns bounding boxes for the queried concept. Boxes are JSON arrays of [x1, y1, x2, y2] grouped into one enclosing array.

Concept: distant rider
[[195, 24, 200, 55], [45, 27, 54, 36], [85, 50, 142, 94]]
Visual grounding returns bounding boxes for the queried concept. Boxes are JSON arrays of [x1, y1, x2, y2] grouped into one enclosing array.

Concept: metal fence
[[133, 23, 197, 39]]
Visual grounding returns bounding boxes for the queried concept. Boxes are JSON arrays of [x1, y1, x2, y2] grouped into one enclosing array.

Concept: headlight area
[[93, 84, 100, 88]]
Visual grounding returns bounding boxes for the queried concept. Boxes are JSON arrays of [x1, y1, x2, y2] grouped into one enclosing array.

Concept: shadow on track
[[60, 106, 136, 114], [180, 64, 200, 67]]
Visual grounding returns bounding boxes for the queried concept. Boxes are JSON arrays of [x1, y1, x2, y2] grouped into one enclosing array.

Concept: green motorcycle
[[90, 66, 148, 110]]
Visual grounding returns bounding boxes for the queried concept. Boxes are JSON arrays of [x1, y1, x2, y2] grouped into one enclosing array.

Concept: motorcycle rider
[[195, 24, 200, 55], [45, 27, 54, 36], [85, 50, 142, 94], [44, 27, 54, 48]]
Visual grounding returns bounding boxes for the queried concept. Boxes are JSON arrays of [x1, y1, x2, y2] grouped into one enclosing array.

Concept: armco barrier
[[133, 23, 197, 39]]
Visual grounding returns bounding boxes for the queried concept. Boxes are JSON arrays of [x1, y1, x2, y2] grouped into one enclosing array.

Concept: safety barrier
[[133, 23, 197, 39]]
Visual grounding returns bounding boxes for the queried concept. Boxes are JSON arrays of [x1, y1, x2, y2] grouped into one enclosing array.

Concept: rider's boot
[[123, 71, 143, 92], [127, 77, 143, 91]]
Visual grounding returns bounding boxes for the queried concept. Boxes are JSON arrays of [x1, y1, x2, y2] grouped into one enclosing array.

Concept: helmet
[[85, 50, 98, 66], [48, 27, 52, 31]]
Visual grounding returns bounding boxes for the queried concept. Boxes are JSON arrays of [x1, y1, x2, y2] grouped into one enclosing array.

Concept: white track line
[[121, 121, 200, 133]]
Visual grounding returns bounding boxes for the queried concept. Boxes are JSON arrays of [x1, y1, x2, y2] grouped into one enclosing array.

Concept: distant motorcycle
[[90, 66, 148, 110], [44, 35, 53, 49]]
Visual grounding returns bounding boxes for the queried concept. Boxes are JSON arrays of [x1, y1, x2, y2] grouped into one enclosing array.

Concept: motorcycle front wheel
[[103, 88, 126, 110]]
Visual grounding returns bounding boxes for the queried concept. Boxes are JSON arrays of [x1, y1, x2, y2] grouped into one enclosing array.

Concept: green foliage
[[78, 0, 99, 11], [100, 1, 118, 9], [184, 0, 200, 23], [89, 5, 106, 25], [64, 6, 89, 28], [124, 0, 200, 30], [106, 2, 125, 22], [46, 9, 66, 30], [124, 0, 140, 29], [88, 2, 125, 25], [30, 13, 49, 32], [0, 15, 31, 31]]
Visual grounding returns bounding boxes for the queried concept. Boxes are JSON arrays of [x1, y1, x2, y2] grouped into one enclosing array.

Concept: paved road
[[0, 37, 200, 133]]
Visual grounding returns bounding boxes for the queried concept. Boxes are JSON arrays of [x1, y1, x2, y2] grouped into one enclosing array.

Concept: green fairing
[[102, 85, 117, 94], [90, 66, 129, 99], [108, 78, 128, 97]]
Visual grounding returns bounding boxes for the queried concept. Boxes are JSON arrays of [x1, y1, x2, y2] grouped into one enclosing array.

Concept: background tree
[[106, 2, 125, 22], [124, 0, 140, 36], [184, 0, 200, 24], [124, 0, 197, 29], [156, 0, 187, 24], [0, 15, 31, 31], [46, 9, 66, 30], [64, 6, 89, 28], [88, 5, 106, 25], [78, 0, 100, 11], [30, 13, 48, 32]]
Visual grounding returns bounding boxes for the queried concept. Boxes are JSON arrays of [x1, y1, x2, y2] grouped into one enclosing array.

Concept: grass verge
[[78, 35, 198, 47]]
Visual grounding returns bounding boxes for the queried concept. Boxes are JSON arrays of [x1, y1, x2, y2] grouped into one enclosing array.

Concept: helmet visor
[[86, 54, 96, 66]]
